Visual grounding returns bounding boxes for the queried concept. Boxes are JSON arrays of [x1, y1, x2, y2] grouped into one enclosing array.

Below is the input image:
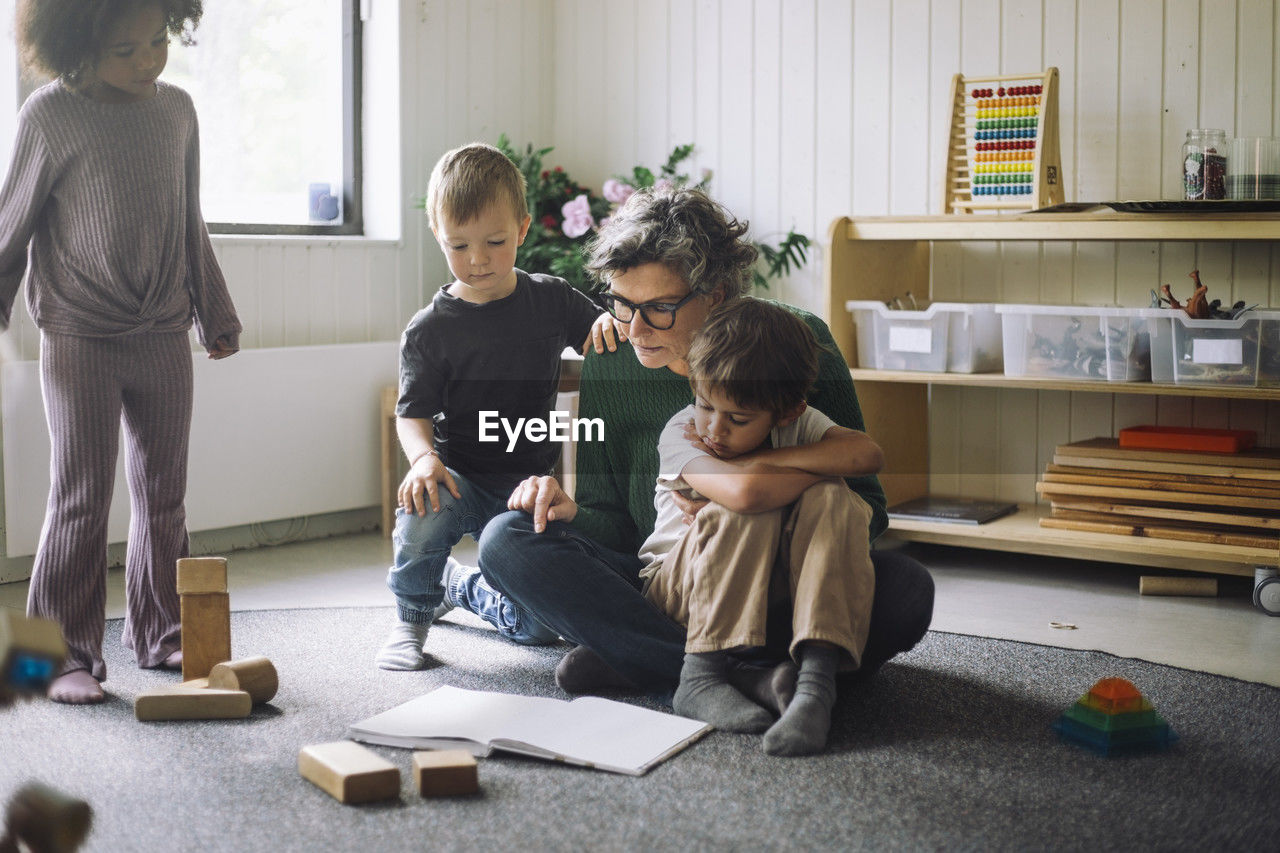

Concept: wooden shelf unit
[[824, 211, 1280, 576]]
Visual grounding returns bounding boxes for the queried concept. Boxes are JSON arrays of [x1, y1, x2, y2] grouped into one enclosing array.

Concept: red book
[[1117, 425, 1257, 454]]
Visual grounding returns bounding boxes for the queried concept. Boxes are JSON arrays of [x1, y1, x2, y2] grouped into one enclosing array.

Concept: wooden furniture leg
[[381, 385, 398, 539]]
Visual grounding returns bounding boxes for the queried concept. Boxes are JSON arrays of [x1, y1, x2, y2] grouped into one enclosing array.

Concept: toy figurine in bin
[[1053, 677, 1178, 756]]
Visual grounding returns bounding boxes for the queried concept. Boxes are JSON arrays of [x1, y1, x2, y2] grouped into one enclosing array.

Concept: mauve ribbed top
[[0, 80, 240, 348]]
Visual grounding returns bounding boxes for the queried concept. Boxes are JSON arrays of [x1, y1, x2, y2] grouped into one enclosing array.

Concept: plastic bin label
[[1191, 338, 1243, 365], [888, 325, 932, 354]]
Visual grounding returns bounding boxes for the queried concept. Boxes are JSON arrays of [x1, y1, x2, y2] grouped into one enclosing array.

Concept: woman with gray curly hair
[[478, 186, 934, 738]]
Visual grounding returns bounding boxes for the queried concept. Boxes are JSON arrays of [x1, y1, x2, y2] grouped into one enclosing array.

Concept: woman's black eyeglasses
[[600, 290, 700, 330]]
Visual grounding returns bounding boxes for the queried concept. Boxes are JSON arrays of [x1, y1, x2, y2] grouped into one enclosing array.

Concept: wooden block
[[181, 677, 209, 689], [299, 742, 401, 804], [0, 610, 66, 693], [134, 687, 251, 721], [180, 592, 231, 681], [176, 557, 228, 594], [208, 657, 278, 704], [412, 750, 478, 797], [3, 782, 93, 853], [1139, 576, 1219, 597]]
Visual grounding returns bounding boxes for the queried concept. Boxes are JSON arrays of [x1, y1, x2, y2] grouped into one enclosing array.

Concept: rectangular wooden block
[[412, 749, 478, 797], [180, 592, 231, 681], [299, 742, 401, 804], [134, 687, 251, 721], [176, 557, 228, 594]]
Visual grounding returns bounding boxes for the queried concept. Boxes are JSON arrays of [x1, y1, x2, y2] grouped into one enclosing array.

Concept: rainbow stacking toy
[[1053, 677, 1178, 756]]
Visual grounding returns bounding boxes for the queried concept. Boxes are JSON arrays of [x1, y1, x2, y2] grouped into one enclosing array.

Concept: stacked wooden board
[[1036, 438, 1280, 551]]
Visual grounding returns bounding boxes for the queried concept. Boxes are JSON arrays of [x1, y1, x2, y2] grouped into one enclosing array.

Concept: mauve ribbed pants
[[27, 331, 193, 680]]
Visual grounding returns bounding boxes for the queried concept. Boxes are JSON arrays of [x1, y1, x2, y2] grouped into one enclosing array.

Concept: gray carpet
[[3, 606, 1276, 852]]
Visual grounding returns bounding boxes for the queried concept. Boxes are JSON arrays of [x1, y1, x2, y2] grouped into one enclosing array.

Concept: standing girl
[[0, 0, 240, 703]]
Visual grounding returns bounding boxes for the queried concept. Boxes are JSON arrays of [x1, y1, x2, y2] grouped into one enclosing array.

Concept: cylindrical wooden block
[[208, 657, 278, 704], [1139, 575, 1218, 597], [4, 782, 92, 852]]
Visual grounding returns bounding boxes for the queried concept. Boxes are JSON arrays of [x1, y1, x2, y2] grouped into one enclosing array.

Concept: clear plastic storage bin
[[1158, 310, 1280, 387], [996, 305, 1158, 382], [845, 301, 1001, 373]]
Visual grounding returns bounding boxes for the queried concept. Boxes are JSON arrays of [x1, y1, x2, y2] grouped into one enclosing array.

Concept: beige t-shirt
[[636, 403, 838, 579]]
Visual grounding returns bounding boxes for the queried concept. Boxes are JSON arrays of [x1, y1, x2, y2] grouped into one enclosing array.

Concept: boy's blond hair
[[687, 298, 819, 419], [426, 143, 527, 231]]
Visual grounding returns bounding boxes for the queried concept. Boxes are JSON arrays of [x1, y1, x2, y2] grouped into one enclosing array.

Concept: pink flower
[[653, 178, 675, 193], [561, 194, 594, 238], [602, 179, 635, 204]]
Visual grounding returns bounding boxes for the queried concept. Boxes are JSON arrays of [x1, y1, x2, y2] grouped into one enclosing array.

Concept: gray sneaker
[[431, 558, 463, 622]]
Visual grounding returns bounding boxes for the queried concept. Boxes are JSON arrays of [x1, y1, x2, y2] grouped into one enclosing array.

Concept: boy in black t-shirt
[[377, 143, 602, 670]]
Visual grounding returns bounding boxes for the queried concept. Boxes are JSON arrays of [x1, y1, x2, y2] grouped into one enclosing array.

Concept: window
[[166, 0, 362, 235]]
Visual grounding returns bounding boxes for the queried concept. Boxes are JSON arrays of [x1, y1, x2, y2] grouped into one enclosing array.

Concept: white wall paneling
[[2, 1, 1277, 567], [549, 0, 1279, 504], [2, 343, 397, 559]]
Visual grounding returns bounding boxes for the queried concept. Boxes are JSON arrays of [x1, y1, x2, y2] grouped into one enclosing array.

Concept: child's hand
[[670, 489, 710, 525], [583, 312, 628, 355], [399, 453, 461, 515], [207, 335, 239, 360], [681, 419, 715, 457]]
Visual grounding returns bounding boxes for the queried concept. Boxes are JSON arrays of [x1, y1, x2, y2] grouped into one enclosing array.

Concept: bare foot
[[48, 670, 104, 705], [159, 649, 183, 671]]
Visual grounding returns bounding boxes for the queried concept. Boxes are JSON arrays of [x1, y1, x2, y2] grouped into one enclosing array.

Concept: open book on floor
[[346, 685, 711, 776]]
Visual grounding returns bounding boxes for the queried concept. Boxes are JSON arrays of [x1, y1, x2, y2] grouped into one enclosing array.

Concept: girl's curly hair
[[17, 0, 203, 84]]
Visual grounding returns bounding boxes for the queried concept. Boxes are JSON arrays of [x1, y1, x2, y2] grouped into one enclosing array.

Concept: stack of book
[[1036, 436, 1280, 551]]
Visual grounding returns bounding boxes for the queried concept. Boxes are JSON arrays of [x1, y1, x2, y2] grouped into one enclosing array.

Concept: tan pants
[[644, 480, 875, 670]]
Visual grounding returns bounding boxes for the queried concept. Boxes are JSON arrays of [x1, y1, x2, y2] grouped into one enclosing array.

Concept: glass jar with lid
[[1183, 129, 1227, 200]]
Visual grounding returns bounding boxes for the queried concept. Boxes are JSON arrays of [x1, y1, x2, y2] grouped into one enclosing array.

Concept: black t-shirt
[[397, 270, 600, 494]]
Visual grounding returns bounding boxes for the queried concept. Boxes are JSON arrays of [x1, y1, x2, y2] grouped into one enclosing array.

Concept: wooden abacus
[[942, 67, 1064, 213]]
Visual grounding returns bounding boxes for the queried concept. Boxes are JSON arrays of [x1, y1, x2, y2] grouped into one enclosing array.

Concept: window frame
[[205, 0, 363, 236]]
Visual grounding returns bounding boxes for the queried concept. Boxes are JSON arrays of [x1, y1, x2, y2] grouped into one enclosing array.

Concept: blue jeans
[[479, 511, 687, 691], [479, 510, 936, 691], [389, 469, 557, 645]]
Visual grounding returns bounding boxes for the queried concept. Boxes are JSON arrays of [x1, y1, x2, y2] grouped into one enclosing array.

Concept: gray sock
[[763, 644, 839, 756], [555, 645, 637, 694], [728, 659, 799, 717], [374, 620, 430, 670], [673, 652, 773, 733]]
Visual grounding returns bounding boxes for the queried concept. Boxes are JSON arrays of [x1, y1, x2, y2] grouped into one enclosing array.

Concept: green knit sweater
[[570, 302, 888, 554]]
